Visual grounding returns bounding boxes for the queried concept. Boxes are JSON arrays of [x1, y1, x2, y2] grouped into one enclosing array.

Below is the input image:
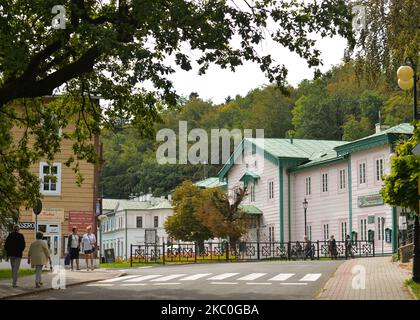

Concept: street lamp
[[397, 57, 419, 282], [302, 198, 308, 237]]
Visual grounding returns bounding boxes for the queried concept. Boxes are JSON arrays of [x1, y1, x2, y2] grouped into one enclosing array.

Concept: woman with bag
[[67, 227, 81, 270], [28, 232, 52, 288], [82, 226, 96, 271]]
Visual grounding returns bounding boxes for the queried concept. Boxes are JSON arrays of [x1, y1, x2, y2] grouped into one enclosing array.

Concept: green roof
[[102, 198, 172, 213], [195, 177, 227, 189], [239, 171, 260, 183], [335, 123, 414, 156], [239, 204, 262, 215]]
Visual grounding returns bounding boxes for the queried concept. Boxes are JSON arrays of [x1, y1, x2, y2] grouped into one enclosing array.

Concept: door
[[376, 215, 386, 255], [42, 235, 60, 268]]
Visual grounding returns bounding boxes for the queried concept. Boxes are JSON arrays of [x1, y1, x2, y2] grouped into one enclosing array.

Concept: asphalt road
[[12, 260, 343, 300]]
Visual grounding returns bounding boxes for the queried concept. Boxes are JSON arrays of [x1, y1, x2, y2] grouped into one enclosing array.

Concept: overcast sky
[[167, 34, 348, 104]]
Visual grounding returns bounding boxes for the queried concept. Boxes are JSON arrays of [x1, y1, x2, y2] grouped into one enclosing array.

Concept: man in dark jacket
[[5, 225, 26, 287]]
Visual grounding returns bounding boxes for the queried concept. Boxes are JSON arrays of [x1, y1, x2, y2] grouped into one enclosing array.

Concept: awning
[[239, 171, 260, 184], [240, 204, 262, 215]]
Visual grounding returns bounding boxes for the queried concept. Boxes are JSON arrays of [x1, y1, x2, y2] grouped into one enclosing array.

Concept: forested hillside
[[100, 0, 418, 199]]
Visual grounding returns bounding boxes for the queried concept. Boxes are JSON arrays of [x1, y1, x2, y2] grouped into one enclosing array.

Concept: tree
[[380, 121, 420, 215], [196, 187, 250, 247], [0, 1, 355, 228], [342, 115, 373, 141], [164, 181, 213, 243]]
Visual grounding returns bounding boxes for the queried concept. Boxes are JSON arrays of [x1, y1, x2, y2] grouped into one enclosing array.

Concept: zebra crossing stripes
[[180, 273, 212, 281], [299, 273, 322, 281], [206, 273, 239, 280], [268, 273, 294, 281], [124, 275, 163, 282], [99, 275, 139, 283], [237, 273, 267, 281], [150, 274, 187, 282]]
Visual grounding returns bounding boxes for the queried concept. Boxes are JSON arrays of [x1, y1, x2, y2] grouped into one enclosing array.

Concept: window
[[154, 216, 159, 228], [268, 226, 275, 243], [360, 218, 367, 241], [377, 217, 385, 241], [305, 177, 311, 196], [359, 162, 366, 184], [322, 173, 328, 193], [341, 221, 347, 241], [268, 180, 274, 200], [136, 216, 143, 228], [250, 183, 256, 202], [376, 158, 384, 181], [339, 169, 346, 190], [39, 162, 61, 195], [323, 223, 329, 241]]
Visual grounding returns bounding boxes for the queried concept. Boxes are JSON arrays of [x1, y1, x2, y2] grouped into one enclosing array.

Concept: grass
[[405, 279, 420, 300], [0, 269, 35, 279]]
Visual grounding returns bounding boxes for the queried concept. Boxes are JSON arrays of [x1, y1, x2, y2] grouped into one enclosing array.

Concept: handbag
[[64, 253, 71, 266]]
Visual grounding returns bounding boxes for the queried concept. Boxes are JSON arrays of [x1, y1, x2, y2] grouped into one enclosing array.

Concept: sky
[[167, 35, 348, 104]]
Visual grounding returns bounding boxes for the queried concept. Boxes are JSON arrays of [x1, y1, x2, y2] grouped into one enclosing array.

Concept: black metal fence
[[130, 240, 375, 266]]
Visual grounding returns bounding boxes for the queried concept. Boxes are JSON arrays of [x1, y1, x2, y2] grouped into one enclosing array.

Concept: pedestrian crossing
[[91, 272, 324, 287]]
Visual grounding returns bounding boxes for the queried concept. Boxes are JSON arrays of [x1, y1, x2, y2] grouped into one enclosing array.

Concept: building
[[218, 123, 414, 254], [100, 194, 173, 259], [11, 97, 101, 266]]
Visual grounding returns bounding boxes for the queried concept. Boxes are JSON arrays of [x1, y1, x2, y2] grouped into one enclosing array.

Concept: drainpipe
[[125, 209, 128, 260]]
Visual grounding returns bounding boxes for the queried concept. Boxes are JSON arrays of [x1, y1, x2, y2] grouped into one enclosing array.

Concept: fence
[[130, 240, 375, 266]]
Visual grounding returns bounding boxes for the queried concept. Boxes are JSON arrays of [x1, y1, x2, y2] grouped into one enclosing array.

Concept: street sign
[[104, 249, 115, 263], [18, 222, 35, 230], [33, 199, 42, 215]]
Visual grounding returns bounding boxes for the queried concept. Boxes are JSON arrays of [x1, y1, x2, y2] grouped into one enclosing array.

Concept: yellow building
[[11, 97, 101, 265]]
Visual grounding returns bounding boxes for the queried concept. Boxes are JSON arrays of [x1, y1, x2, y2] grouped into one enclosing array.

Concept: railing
[[130, 240, 375, 266]]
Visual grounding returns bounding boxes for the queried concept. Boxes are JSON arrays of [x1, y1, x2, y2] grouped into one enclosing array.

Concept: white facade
[[99, 195, 173, 259], [220, 124, 414, 254]]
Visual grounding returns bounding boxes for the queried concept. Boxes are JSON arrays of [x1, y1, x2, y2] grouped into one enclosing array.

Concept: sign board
[[104, 249, 115, 263], [33, 208, 65, 222], [68, 211, 95, 232], [385, 228, 392, 243], [357, 194, 384, 207], [19, 222, 35, 230], [47, 224, 60, 234], [145, 229, 157, 244], [33, 199, 42, 215], [367, 215, 375, 224]]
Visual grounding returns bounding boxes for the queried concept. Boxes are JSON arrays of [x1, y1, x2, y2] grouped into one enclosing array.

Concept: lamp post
[[302, 198, 308, 237], [397, 58, 419, 282]]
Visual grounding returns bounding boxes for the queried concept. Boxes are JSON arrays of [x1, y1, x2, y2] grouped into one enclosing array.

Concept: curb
[[405, 282, 418, 300], [0, 271, 126, 300]]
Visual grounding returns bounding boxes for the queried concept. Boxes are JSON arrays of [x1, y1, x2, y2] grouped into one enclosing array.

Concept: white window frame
[[375, 158, 384, 182], [321, 173, 328, 194], [358, 161, 367, 185], [323, 223, 329, 241], [339, 169, 346, 191], [305, 177, 311, 196], [39, 162, 62, 196], [250, 183, 256, 202], [267, 180, 274, 200], [359, 217, 367, 241]]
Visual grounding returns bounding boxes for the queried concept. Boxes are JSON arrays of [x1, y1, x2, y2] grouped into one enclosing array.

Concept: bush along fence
[[129, 240, 375, 266]]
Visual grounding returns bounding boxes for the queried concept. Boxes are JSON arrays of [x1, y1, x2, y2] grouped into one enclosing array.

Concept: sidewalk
[[0, 267, 125, 300], [317, 257, 413, 300]]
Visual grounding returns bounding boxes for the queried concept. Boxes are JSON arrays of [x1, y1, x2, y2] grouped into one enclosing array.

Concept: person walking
[[304, 236, 313, 260], [82, 226, 97, 271], [4, 225, 26, 288], [67, 227, 81, 270], [345, 234, 354, 258], [328, 235, 337, 259], [28, 232, 52, 288]]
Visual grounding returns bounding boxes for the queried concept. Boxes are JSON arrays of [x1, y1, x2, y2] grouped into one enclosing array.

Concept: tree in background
[[342, 115, 372, 141], [164, 181, 213, 244], [196, 187, 249, 248]]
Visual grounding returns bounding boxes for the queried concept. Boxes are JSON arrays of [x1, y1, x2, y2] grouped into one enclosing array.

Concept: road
[[12, 260, 342, 300]]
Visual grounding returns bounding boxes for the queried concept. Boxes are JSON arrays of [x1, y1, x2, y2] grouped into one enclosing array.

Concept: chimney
[[375, 123, 390, 134]]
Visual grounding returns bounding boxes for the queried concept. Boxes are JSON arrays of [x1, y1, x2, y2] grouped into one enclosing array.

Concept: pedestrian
[[4, 225, 26, 288], [345, 234, 353, 258], [82, 226, 97, 271], [304, 236, 313, 260], [328, 235, 337, 259], [28, 232, 52, 288], [67, 227, 81, 270]]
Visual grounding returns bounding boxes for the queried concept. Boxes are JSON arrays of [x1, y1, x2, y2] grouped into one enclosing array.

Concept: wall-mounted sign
[[68, 211, 95, 232], [357, 194, 384, 207], [32, 208, 65, 222], [47, 224, 60, 234], [19, 222, 35, 230], [367, 215, 375, 224]]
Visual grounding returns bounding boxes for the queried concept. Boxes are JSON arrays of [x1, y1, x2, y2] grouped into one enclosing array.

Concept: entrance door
[[375, 215, 386, 255], [38, 222, 61, 268]]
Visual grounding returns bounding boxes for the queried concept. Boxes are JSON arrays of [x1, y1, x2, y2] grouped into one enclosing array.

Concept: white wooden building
[[218, 123, 414, 254], [99, 195, 173, 259]]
